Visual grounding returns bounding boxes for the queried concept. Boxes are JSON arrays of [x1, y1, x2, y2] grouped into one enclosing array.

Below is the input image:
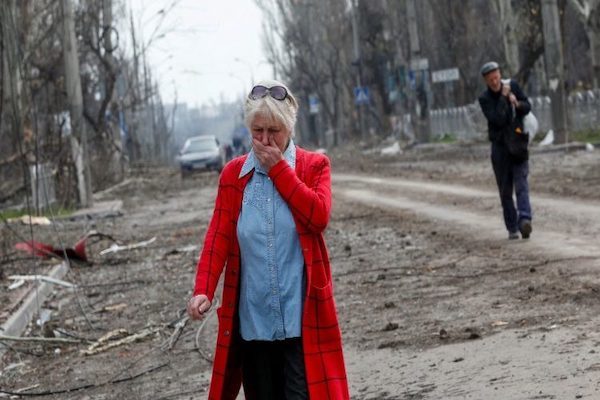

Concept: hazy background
[[129, 0, 273, 106]]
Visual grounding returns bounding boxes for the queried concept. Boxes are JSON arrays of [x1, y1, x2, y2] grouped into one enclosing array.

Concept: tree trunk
[[61, 0, 93, 206], [498, 0, 520, 76], [590, 28, 600, 88], [541, 0, 569, 143]]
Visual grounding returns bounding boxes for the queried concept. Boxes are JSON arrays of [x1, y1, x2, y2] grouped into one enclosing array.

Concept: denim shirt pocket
[[244, 176, 265, 212]]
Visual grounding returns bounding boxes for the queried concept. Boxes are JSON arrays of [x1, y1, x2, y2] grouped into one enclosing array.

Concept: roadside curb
[[66, 200, 124, 221], [0, 262, 69, 361]]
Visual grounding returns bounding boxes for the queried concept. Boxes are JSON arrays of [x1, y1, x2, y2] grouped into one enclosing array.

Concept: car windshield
[[183, 139, 215, 153]]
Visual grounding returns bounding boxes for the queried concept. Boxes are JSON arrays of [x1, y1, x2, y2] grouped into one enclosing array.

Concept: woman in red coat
[[187, 80, 349, 399]]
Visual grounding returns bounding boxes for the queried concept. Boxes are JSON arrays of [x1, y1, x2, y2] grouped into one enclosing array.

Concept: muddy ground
[[1, 141, 599, 399]]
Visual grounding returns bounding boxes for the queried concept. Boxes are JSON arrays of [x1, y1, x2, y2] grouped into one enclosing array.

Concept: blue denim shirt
[[237, 141, 305, 341]]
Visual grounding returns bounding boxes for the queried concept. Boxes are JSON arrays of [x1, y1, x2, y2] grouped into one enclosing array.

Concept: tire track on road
[[334, 173, 600, 259]]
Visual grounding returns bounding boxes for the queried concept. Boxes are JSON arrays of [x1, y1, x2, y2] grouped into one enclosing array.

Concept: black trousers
[[241, 338, 308, 400]]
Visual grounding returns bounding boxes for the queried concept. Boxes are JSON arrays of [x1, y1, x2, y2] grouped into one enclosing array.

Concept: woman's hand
[[187, 294, 211, 320], [253, 136, 284, 172]]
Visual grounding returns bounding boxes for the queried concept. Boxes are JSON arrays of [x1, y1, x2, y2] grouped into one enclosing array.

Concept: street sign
[[432, 68, 460, 83], [354, 86, 370, 105], [409, 57, 429, 71], [407, 70, 416, 90], [308, 94, 320, 114]]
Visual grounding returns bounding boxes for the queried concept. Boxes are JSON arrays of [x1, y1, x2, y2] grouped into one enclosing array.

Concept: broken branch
[[0, 335, 82, 344], [8, 274, 77, 288]]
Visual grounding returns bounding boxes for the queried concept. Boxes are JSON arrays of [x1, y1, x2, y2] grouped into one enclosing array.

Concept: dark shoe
[[519, 219, 532, 239], [508, 231, 519, 240]]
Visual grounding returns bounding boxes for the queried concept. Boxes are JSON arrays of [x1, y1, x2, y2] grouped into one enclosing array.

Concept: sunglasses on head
[[249, 85, 288, 101]]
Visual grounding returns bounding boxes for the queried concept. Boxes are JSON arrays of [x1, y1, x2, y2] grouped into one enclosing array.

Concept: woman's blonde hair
[[244, 79, 299, 137]]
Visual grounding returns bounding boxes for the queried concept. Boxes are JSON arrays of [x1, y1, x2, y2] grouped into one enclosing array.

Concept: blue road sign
[[309, 94, 320, 114], [354, 86, 370, 105]]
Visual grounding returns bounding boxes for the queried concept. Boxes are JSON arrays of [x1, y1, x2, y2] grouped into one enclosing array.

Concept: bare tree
[[567, 0, 600, 87], [255, 0, 355, 145]]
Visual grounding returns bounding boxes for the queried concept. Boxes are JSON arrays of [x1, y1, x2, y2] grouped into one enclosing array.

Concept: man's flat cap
[[480, 61, 500, 76]]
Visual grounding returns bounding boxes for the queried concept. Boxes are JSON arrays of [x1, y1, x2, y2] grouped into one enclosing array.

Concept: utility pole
[[101, 0, 125, 176], [128, 10, 142, 162], [61, 0, 93, 207], [406, 0, 430, 142], [540, 0, 568, 144]]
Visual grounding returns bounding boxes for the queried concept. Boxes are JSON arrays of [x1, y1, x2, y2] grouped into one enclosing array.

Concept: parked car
[[176, 135, 225, 178]]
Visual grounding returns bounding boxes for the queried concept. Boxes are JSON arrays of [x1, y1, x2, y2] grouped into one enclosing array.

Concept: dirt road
[[334, 173, 600, 258], [333, 173, 600, 399], [1, 144, 599, 399]]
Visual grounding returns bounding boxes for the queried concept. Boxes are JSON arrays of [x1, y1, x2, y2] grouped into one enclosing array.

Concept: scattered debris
[[8, 274, 77, 288], [538, 129, 554, 146], [165, 315, 189, 351], [586, 143, 595, 151], [177, 244, 198, 252], [12, 384, 40, 394], [381, 141, 402, 156], [99, 237, 157, 256], [377, 340, 405, 349], [0, 363, 168, 397], [7, 280, 25, 290], [14, 230, 118, 263], [96, 303, 128, 313], [0, 335, 82, 344], [82, 327, 160, 356], [382, 322, 399, 332], [465, 327, 481, 340], [7, 215, 51, 226], [68, 200, 124, 221], [163, 244, 198, 258], [36, 309, 53, 328], [1, 362, 25, 374]]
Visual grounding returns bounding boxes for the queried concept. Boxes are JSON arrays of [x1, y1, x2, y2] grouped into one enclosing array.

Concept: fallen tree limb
[[8, 274, 77, 288], [0, 335, 82, 344], [99, 237, 156, 255], [165, 315, 188, 351], [82, 327, 160, 356]]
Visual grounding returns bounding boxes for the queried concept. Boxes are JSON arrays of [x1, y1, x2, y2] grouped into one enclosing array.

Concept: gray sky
[[128, 0, 273, 107]]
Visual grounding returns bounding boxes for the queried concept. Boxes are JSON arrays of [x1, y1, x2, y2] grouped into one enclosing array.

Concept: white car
[[176, 136, 225, 178]]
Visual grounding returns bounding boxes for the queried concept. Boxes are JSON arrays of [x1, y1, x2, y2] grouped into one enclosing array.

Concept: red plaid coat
[[193, 147, 349, 399]]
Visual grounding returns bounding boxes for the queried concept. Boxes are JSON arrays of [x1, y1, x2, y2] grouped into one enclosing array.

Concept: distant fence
[[429, 89, 600, 141], [30, 163, 56, 211]]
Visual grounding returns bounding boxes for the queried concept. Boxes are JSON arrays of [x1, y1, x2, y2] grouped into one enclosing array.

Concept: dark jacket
[[479, 80, 531, 143]]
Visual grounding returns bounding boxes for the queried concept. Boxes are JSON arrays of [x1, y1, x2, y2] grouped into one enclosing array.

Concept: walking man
[[478, 61, 533, 240]]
